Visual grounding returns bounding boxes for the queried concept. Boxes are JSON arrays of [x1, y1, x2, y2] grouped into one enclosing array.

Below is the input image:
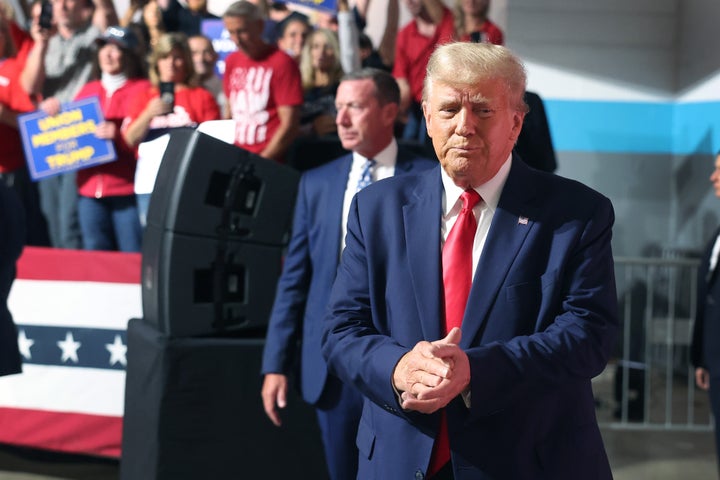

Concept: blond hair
[[423, 42, 528, 113], [299, 28, 343, 91], [148, 32, 199, 87]]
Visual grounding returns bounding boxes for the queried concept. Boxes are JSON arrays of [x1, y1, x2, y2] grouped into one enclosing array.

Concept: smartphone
[[159, 82, 175, 111], [39, 0, 53, 30], [470, 31, 485, 43]]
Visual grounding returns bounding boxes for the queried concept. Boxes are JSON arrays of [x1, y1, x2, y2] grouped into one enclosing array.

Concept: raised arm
[[92, 0, 119, 32], [119, 0, 142, 26], [337, 0, 360, 73], [422, 0, 445, 25], [19, 17, 52, 96], [377, 0, 398, 67]]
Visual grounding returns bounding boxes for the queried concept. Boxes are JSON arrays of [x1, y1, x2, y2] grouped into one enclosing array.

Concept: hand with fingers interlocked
[[392, 327, 470, 414]]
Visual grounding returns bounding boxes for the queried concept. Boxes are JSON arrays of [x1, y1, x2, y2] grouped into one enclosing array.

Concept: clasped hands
[[392, 327, 470, 414]]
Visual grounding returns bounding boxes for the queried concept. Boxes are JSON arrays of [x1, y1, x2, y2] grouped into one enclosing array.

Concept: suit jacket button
[[415, 470, 425, 479]]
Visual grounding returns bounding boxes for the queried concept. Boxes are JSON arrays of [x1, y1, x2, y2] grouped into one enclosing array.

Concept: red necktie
[[428, 188, 481, 478]]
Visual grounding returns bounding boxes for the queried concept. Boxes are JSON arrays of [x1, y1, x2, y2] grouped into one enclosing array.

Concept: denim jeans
[[38, 172, 82, 249], [136, 193, 151, 228], [77, 195, 143, 252]]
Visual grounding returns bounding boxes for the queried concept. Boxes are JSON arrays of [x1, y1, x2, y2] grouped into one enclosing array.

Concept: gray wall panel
[[677, 0, 720, 89], [555, 151, 674, 257], [508, 1, 678, 94]]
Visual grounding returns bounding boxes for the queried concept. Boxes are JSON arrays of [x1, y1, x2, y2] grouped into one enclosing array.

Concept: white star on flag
[[518, 216, 529, 225], [57, 332, 81, 363], [18, 330, 35, 360], [105, 335, 127, 367]]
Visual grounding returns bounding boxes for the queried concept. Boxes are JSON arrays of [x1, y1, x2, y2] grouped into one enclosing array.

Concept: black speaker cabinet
[[141, 129, 300, 337], [120, 319, 328, 480]]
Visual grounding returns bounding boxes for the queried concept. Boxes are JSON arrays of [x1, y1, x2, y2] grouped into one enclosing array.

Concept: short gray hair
[[223, 0, 262, 21]]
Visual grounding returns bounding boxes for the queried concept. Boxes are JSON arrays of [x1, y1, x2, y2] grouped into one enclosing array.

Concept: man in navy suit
[[691, 151, 720, 469], [260, 68, 435, 480], [0, 181, 25, 377], [322, 42, 618, 480]]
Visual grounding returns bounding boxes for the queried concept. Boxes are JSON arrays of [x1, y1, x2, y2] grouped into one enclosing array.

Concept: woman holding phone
[[123, 31, 220, 226]]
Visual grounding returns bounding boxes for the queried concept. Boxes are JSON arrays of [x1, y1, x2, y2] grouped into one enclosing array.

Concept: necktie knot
[[356, 159, 376, 192], [460, 189, 481, 212]]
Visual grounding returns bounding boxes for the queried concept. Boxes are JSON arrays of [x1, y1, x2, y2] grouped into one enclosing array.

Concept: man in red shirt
[[392, 0, 454, 145], [222, 0, 303, 162]]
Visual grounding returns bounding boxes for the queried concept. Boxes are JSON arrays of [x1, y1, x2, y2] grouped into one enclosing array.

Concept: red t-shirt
[[0, 58, 36, 173], [392, 7, 455, 104], [459, 19, 505, 45], [74, 78, 152, 198], [9, 21, 32, 65], [223, 46, 303, 156], [126, 85, 221, 132]]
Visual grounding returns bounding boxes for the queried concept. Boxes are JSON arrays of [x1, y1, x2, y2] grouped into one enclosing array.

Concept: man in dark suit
[[515, 90, 557, 173], [0, 181, 25, 377], [322, 42, 618, 480], [260, 68, 436, 480], [691, 151, 720, 468]]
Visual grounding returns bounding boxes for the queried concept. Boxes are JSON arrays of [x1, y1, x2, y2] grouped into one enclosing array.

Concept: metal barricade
[[595, 256, 713, 431]]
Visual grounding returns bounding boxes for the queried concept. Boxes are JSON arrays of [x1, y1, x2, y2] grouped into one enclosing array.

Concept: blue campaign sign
[[286, 0, 337, 13], [18, 97, 117, 181], [202, 19, 237, 78]]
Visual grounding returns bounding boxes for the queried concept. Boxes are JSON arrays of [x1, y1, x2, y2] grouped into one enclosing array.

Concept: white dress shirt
[[440, 154, 513, 278], [340, 139, 398, 252], [709, 231, 720, 276]]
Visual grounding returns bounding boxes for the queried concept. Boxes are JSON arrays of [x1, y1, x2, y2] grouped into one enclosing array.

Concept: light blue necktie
[[356, 159, 376, 192]]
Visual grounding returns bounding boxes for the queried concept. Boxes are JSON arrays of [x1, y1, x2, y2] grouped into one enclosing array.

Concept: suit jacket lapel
[[320, 154, 353, 261], [405, 167, 444, 341], [460, 158, 540, 348]]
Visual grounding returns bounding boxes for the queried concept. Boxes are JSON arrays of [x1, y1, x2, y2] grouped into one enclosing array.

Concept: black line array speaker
[[120, 319, 328, 480], [141, 129, 300, 337]]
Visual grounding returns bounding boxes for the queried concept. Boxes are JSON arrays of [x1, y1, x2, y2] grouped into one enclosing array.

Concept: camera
[[39, 0, 53, 30]]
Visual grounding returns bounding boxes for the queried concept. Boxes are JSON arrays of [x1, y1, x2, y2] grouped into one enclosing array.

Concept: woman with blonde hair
[[123, 32, 220, 225], [298, 27, 344, 137]]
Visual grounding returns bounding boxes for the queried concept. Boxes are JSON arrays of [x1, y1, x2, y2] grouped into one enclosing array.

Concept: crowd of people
[[0, 0, 513, 254]]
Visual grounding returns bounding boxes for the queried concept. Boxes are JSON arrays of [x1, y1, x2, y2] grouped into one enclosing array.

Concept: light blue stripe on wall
[[673, 101, 720, 156], [543, 100, 720, 155]]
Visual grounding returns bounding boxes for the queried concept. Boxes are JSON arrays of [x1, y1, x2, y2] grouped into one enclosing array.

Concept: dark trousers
[[0, 168, 50, 247], [709, 376, 720, 473], [315, 374, 363, 480]]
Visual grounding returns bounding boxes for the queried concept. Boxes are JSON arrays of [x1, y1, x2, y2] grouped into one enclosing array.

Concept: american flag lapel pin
[[518, 216, 529, 225]]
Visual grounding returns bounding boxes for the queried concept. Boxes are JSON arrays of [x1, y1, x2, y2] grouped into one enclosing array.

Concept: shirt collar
[[441, 153, 512, 216], [352, 138, 398, 169]]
